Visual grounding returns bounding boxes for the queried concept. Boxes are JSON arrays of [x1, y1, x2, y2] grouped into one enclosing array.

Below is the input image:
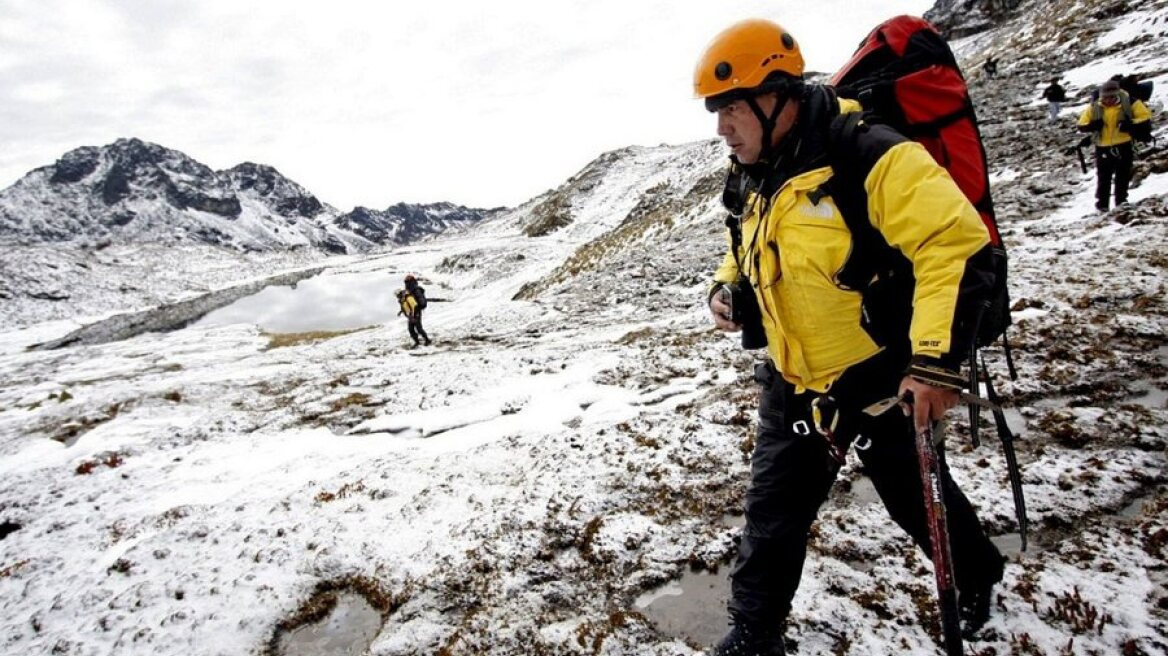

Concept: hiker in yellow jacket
[[395, 288, 430, 346], [1078, 78, 1153, 211], [694, 19, 1003, 655]]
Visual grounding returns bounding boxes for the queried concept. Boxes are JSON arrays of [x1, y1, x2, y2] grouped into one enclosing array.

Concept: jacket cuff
[[907, 356, 965, 391]]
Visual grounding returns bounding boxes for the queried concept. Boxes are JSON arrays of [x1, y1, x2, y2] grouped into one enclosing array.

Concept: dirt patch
[[52, 402, 125, 445], [75, 452, 126, 475], [264, 326, 373, 349]]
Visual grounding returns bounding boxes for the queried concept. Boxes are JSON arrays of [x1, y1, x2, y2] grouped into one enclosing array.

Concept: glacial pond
[[193, 269, 402, 333]]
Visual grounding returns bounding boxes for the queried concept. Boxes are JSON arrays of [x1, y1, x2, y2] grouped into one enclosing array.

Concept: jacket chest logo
[[797, 200, 835, 219]]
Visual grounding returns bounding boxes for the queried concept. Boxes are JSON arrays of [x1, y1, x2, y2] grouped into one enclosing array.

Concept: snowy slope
[[1, 1, 1167, 655]]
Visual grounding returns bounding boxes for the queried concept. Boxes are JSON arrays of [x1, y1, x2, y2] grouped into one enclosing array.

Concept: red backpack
[[827, 15, 1011, 355], [826, 18, 1023, 537]]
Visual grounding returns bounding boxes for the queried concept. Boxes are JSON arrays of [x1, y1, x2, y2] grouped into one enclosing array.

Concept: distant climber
[[404, 274, 428, 312], [982, 56, 998, 78], [1042, 77, 1067, 122], [395, 277, 431, 347], [1078, 78, 1153, 211]]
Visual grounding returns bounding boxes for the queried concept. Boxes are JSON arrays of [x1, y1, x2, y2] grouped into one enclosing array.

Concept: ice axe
[[865, 391, 964, 655]]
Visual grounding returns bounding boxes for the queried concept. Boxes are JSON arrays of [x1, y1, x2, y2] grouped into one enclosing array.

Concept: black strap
[[824, 111, 894, 292], [1002, 329, 1017, 380], [981, 354, 1028, 551]]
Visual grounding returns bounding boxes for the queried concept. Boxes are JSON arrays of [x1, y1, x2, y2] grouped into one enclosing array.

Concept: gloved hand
[[1118, 119, 1132, 134], [1087, 119, 1104, 132]]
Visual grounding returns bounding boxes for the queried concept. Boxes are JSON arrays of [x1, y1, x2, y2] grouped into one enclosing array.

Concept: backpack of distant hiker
[[1119, 74, 1154, 103], [1090, 75, 1154, 104], [826, 15, 1012, 362], [413, 286, 428, 310]]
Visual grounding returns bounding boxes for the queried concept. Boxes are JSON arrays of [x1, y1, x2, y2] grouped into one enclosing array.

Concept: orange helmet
[[694, 19, 804, 110], [404, 274, 416, 283]]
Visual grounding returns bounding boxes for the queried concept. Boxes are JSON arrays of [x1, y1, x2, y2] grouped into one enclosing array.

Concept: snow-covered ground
[[2, 154, 1166, 655], [2, 2, 1168, 655]]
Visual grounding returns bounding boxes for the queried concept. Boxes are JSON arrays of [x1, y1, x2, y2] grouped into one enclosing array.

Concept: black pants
[[407, 315, 430, 345], [1095, 142, 1134, 209], [727, 355, 1004, 626]]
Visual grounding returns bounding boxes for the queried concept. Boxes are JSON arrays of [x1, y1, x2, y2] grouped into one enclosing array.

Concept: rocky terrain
[[0, 1, 1166, 655]]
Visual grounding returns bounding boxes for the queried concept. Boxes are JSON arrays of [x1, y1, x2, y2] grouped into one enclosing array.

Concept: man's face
[[715, 93, 793, 165], [1101, 93, 1120, 106]]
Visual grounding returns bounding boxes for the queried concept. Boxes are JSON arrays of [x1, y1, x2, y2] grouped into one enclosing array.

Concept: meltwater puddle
[[277, 592, 384, 656], [634, 515, 744, 646]]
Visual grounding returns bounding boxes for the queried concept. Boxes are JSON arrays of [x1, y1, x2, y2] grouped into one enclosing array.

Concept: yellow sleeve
[[1077, 105, 1093, 126], [1134, 100, 1153, 123], [864, 142, 990, 360], [712, 229, 740, 288]]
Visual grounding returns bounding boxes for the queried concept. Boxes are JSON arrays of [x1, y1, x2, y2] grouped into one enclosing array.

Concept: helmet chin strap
[[746, 94, 791, 162]]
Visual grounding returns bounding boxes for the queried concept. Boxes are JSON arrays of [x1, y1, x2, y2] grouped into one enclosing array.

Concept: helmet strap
[[746, 93, 788, 161]]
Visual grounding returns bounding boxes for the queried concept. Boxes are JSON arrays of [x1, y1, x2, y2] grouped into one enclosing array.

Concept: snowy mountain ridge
[[0, 137, 498, 255]]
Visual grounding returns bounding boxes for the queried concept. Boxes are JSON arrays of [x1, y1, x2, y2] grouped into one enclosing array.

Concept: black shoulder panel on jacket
[[826, 113, 913, 292]]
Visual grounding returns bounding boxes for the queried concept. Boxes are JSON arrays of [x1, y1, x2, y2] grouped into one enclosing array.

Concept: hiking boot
[[711, 623, 786, 656], [958, 578, 998, 638], [424, 339, 432, 346], [1095, 202, 1109, 212]]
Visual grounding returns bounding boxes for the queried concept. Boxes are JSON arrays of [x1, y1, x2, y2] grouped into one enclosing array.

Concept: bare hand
[[710, 289, 741, 333], [898, 376, 959, 432]]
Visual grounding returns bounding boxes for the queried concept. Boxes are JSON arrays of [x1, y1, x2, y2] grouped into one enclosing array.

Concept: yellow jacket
[[1078, 94, 1152, 147], [714, 98, 990, 393]]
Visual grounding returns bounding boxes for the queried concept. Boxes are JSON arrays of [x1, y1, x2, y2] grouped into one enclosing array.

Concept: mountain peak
[[1, 138, 501, 254]]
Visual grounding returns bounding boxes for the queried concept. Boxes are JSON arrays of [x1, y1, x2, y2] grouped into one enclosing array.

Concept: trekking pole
[[915, 418, 965, 656], [1075, 135, 1092, 174]]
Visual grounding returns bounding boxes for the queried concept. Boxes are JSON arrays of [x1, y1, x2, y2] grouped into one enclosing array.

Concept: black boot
[[958, 577, 999, 638], [711, 623, 786, 656]]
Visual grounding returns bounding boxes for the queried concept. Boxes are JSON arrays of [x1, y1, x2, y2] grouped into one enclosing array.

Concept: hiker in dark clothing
[[1042, 77, 1067, 122], [1078, 79, 1153, 211], [693, 18, 1005, 656], [402, 274, 431, 345], [395, 287, 430, 346], [982, 56, 998, 78]]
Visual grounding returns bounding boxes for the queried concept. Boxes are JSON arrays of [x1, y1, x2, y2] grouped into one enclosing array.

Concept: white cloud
[[0, 0, 934, 209]]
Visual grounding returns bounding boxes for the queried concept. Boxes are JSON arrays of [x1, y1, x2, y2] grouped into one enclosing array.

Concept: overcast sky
[[1, 0, 933, 210]]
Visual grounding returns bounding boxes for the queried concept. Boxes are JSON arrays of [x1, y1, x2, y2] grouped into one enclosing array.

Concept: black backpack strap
[[824, 111, 897, 292], [981, 354, 1028, 551]]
